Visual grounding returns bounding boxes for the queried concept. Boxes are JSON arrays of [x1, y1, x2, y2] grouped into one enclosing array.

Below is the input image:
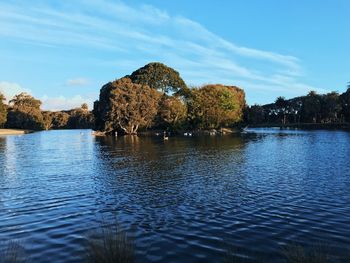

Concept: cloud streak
[[0, 0, 322, 107], [41, 94, 95, 111], [66, 78, 91, 87]]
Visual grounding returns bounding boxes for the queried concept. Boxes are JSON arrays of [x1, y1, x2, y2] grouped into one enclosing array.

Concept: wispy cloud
[[66, 78, 91, 87], [0, 0, 322, 106], [41, 94, 95, 111]]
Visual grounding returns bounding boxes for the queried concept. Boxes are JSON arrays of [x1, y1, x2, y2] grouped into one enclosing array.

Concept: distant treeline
[[245, 87, 350, 125], [0, 92, 94, 130]]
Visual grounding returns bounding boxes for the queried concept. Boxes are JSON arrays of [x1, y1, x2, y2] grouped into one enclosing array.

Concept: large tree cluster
[[188, 84, 245, 129], [6, 92, 45, 130], [94, 77, 161, 134], [94, 63, 246, 134]]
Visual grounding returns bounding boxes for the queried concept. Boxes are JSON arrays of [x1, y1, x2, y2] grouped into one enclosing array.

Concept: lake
[[0, 129, 350, 262]]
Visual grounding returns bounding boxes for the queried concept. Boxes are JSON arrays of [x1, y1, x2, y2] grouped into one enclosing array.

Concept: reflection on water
[[0, 129, 350, 262]]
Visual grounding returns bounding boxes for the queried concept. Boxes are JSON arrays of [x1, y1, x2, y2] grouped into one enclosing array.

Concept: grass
[[0, 236, 346, 263], [0, 241, 28, 263], [84, 223, 134, 263], [282, 243, 330, 263]]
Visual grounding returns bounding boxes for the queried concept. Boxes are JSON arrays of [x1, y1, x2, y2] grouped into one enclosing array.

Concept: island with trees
[[1, 62, 349, 135], [93, 62, 246, 135]]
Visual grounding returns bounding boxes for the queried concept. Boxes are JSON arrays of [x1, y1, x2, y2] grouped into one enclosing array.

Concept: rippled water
[[1, 129, 350, 262]]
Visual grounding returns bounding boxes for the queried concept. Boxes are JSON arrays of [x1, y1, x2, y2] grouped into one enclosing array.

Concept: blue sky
[[0, 0, 349, 110]]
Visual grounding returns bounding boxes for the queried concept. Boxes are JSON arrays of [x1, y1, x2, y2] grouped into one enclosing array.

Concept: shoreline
[[0, 129, 33, 135], [92, 127, 243, 137], [246, 122, 350, 130]]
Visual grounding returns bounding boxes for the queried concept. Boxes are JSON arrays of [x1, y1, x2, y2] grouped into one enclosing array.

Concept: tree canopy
[[340, 87, 350, 121], [94, 77, 161, 134], [188, 84, 245, 129], [51, 111, 70, 129], [158, 95, 187, 131], [67, 107, 95, 129], [2, 92, 93, 130], [129, 62, 188, 94], [245, 85, 350, 125], [6, 92, 44, 130]]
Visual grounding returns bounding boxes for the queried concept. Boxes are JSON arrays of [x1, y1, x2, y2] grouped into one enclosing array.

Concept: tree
[[0, 92, 7, 127], [51, 111, 70, 129], [81, 103, 89, 111], [320, 92, 341, 122], [129, 62, 188, 94], [340, 87, 350, 122], [67, 108, 95, 129], [6, 92, 44, 130], [94, 77, 161, 134], [275, 96, 289, 124], [188, 84, 245, 129], [300, 91, 321, 123], [42, 111, 53, 130], [158, 95, 187, 131], [245, 104, 265, 124]]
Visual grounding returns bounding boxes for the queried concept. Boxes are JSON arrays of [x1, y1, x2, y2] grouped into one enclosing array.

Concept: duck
[[163, 131, 169, 140]]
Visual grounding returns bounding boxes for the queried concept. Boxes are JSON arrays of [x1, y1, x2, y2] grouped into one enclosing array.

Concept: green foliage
[[321, 92, 341, 122], [67, 108, 95, 129], [301, 91, 322, 123], [244, 104, 265, 124], [94, 77, 161, 134], [51, 111, 70, 129], [275, 96, 287, 108], [6, 92, 44, 130], [3, 92, 93, 130], [94, 63, 246, 134], [0, 93, 7, 128], [188, 84, 245, 129], [246, 83, 350, 125], [340, 87, 350, 122], [274, 96, 289, 124], [129, 62, 187, 94], [42, 111, 54, 130], [158, 95, 187, 131]]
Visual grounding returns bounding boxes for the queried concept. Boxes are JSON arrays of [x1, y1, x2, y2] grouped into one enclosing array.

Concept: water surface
[[0, 129, 350, 262]]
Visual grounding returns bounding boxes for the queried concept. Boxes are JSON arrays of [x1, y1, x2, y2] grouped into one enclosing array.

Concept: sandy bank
[[0, 129, 32, 135]]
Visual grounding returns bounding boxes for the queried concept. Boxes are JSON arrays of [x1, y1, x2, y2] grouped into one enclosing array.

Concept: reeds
[[0, 241, 28, 263], [84, 223, 134, 263], [282, 243, 330, 263]]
